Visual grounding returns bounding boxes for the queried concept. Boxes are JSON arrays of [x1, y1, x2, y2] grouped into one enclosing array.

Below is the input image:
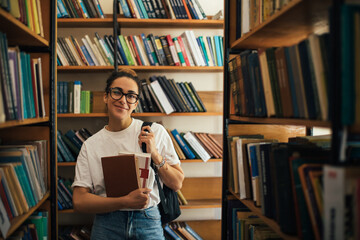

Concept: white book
[[134, 35, 150, 66], [129, 0, 141, 18], [173, 38, 186, 66], [192, 0, 204, 20], [84, 35, 104, 66], [189, 30, 206, 66], [179, 36, 195, 66], [30, 60, 39, 118], [73, 81, 81, 114], [150, 80, 175, 115], [82, 38, 99, 66], [164, 0, 176, 19], [241, 0, 250, 36], [308, 34, 328, 120], [181, 32, 200, 66], [93, 37, 110, 66], [56, 42, 70, 66], [90, 38, 106, 66], [0, 81, 5, 123], [147, 84, 164, 113], [183, 132, 211, 162], [118, 151, 153, 189], [8, 58, 19, 120]]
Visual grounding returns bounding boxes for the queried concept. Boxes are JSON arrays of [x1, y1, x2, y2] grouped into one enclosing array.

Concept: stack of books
[[169, 129, 222, 161], [1, 0, 44, 37], [228, 33, 331, 120], [57, 81, 93, 114], [0, 142, 48, 237], [57, 128, 92, 162], [135, 77, 206, 114], [118, 0, 208, 20], [0, 32, 46, 124], [164, 222, 203, 240], [56, 31, 224, 67], [57, 0, 105, 18]]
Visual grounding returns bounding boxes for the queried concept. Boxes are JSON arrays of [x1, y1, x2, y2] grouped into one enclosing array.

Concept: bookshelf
[[222, 0, 358, 239], [0, 0, 56, 238], [56, 1, 224, 239]]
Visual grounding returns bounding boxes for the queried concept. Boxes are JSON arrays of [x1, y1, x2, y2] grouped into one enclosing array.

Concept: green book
[[80, 91, 86, 114], [184, 82, 204, 112], [118, 35, 134, 66]]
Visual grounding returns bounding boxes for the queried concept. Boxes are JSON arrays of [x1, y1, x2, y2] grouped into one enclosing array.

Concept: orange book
[[180, 0, 192, 19]]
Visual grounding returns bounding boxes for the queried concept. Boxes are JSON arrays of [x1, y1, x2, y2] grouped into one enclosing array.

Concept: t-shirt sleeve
[[155, 124, 180, 166], [71, 143, 94, 191]]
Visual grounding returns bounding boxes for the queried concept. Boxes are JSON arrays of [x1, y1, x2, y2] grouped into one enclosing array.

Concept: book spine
[[173, 37, 186, 66], [170, 129, 195, 159], [160, 36, 174, 66]]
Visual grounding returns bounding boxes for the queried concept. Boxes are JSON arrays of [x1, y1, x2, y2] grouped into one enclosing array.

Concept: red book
[[176, 36, 191, 66], [0, 177, 13, 220], [166, 35, 180, 66], [129, 36, 142, 66]]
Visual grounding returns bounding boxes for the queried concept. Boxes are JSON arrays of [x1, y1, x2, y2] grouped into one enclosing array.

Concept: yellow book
[[35, 0, 44, 37], [24, 0, 34, 31], [9, 0, 21, 19], [31, 0, 41, 35], [176, 189, 188, 205]]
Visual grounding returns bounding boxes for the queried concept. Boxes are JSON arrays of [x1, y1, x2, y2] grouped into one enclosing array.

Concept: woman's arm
[[72, 187, 151, 213]]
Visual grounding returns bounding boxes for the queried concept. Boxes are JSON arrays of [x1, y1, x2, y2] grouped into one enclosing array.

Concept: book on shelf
[[57, 0, 105, 18], [183, 131, 211, 162], [101, 152, 151, 197]]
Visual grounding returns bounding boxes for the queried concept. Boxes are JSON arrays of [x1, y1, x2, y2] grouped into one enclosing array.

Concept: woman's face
[[104, 76, 139, 121]]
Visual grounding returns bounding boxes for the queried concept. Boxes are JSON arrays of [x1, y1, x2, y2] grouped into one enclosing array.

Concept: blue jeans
[[90, 206, 165, 240]]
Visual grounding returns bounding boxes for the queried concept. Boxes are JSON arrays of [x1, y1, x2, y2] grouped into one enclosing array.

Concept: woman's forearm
[[157, 163, 184, 191]]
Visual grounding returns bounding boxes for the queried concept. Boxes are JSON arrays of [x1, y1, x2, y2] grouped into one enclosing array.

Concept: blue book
[[78, 0, 90, 18], [65, 130, 83, 150], [110, 35, 129, 65], [183, 222, 203, 240], [185, 0, 199, 19], [219, 36, 224, 65], [171, 129, 195, 159], [163, 224, 182, 240], [214, 36, 222, 67], [103, 35, 124, 65], [133, 0, 145, 18], [57, 130, 76, 162], [80, 45, 94, 66], [57, 149, 64, 162], [199, 36, 210, 66], [196, 37, 208, 66], [178, 82, 198, 112], [176, 82, 194, 112], [62, 81, 68, 114], [119, 0, 131, 17], [137, 0, 149, 18], [284, 47, 299, 118], [14, 164, 35, 207], [94, 0, 105, 18], [57, 6, 62, 18], [57, 0, 69, 18], [25, 54, 36, 118], [206, 36, 216, 66], [20, 52, 29, 119], [57, 57, 62, 66], [140, 34, 155, 65]]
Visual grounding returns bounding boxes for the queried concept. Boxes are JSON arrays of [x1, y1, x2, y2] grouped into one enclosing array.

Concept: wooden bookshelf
[[229, 0, 331, 49], [229, 115, 331, 128], [57, 66, 223, 72], [57, 17, 224, 29], [3, 192, 51, 239], [0, 8, 49, 47], [0, 117, 50, 129], [228, 190, 299, 240], [181, 199, 221, 209]]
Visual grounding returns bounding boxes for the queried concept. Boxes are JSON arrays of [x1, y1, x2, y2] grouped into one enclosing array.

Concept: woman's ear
[[103, 92, 108, 104]]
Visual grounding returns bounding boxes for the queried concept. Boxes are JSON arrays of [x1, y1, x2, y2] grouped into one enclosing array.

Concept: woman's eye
[[128, 94, 137, 99]]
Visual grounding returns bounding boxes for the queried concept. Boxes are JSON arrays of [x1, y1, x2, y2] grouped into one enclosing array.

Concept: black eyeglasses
[[108, 87, 139, 104]]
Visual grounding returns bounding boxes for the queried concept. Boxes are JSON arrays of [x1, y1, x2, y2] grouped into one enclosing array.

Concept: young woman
[[72, 69, 184, 240]]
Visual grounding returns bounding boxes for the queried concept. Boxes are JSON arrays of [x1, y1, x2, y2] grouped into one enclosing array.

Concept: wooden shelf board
[[57, 66, 223, 72], [181, 199, 221, 209], [58, 112, 222, 117], [58, 159, 223, 167], [57, 17, 223, 29], [230, 0, 331, 48], [350, 125, 360, 133], [5, 192, 50, 238], [59, 209, 75, 213], [229, 115, 331, 128], [228, 190, 299, 240], [0, 8, 49, 47], [0, 117, 49, 129]]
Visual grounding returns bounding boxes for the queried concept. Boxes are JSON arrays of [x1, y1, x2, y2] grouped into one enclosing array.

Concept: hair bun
[[118, 68, 137, 77]]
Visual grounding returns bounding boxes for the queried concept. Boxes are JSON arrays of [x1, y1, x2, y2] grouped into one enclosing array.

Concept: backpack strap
[[141, 121, 153, 153]]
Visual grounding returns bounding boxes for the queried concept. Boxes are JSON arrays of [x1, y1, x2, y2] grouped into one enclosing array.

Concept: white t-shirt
[[72, 118, 180, 209]]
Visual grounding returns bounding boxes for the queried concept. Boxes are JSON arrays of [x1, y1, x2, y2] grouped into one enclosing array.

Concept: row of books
[[1, 0, 44, 37], [57, 129, 93, 162], [227, 200, 281, 240], [0, 142, 48, 237], [57, 81, 93, 114], [57, 31, 224, 67], [228, 33, 330, 120], [236, 0, 292, 38], [59, 225, 91, 240], [135, 77, 206, 114], [0, 32, 46, 123], [57, 0, 105, 18], [227, 134, 350, 239], [118, 0, 207, 20], [3, 211, 49, 239], [168, 129, 223, 161], [164, 222, 203, 240], [57, 177, 74, 210]]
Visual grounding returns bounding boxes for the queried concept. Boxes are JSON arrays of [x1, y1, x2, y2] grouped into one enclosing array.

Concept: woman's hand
[[124, 188, 151, 209], [138, 126, 159, 160]]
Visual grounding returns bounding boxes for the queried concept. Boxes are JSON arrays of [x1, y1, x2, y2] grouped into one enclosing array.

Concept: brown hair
[[105, 69, 141, 94]]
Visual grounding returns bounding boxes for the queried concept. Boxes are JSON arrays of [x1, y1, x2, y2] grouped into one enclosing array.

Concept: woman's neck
[[106, 117, 132, 132]]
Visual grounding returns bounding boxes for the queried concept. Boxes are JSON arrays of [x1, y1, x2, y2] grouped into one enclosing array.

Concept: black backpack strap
[[140, 122, 169, 214]]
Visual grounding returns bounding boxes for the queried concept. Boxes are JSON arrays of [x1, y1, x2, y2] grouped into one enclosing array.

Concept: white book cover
[[134, 35, 150, 66], [64, 37, 83, 66], [36, 58, 46, 117], [150, 80, 175, 115], [189, 30, 206, 66], [183, 132, 210, 162], [56, 42, 69, 66], [181, 32, 200, 66], [82, 38, 99, 66], [178, 36, 195, 66], [236, 139, 247, 199], [118, 152, 153, 189], [183, 31, 202, 66], [90, 38, 106, 66], [84, 35, 103, 65], [241, 0, 250, 36]]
